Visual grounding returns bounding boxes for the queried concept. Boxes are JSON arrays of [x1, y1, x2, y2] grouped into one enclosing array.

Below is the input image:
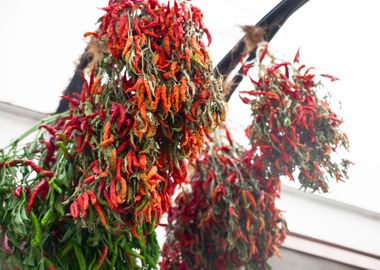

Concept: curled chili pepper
[[27, 179, 49, 214], [93, 245, 108, 270]]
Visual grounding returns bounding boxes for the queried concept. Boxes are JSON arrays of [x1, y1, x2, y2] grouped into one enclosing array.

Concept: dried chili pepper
[[27, 179, 49, 213]]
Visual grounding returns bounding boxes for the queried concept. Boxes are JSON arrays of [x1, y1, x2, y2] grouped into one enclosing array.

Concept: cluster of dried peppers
[[0, 0, 225, 269], [241, 46, 350, 192], [161, 128, 287, 270], [161, 47, 350, 269]]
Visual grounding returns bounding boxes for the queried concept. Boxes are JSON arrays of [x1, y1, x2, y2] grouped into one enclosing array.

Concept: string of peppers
[[161, 46, 350, 269], [0, 0, 225, 269], [161, 127, 287, 270]]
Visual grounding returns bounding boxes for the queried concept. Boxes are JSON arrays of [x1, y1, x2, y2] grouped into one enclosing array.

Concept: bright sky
[[1, 0, 380, 214]]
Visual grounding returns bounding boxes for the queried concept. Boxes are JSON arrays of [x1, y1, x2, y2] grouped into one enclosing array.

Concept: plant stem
[[2, 112, 68, 150]]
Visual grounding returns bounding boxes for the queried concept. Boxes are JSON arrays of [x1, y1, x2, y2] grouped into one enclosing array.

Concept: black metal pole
[[218, 0, 309, 101]]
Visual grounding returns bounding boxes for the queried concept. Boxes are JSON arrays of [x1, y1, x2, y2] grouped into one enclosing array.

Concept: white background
[[1, 0, 380, 254]]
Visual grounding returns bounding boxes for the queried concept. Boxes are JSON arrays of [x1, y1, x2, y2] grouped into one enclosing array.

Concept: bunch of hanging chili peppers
[[161, 128, 287, 270], [161, 47, 350, 270], [241, 46, 350, 192], [0, 0, 225, 269]]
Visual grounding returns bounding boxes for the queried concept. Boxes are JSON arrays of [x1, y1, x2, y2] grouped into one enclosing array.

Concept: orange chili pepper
[[125, 78, 142, 93], [191, 99, 202, 117], [140, 33, 147, 48], [152, 86, 161, 111], [139, 185, 146, 196], [143, 80, 153, 106], [83, 32, 99, 38], [88, 191, 109, 230], [122, 36, 134, 56], [90, 78, 101, 95], [172, 85, 180, 112], [244, 191, 257, 210], [103, 122, 111, 141], [137, 83, 145, 110], [133, 120, 143, 140], [246, 217, 251, 231], [131, 223, 140, 239], [185, 47, 191, 70], [146, 123, 155, 138], [110, 149, 117, 170], [179, 77, 187, 101], [140, 101, 148, 124], [163, 35, 170, 55], [170, 61, 179, 79], [190, 36, 203, 56], [259, 217, 265, 231], [134, 35, 141, 54], [100, 134, 115, 147], [124, 50, 131, 63], [153, 53, 159, 65], [161, 85, 169, 114], [146, 166, 158, 181], [117, 177, 127, 204]]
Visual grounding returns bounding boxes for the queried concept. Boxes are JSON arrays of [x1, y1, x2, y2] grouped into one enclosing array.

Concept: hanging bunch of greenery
[[0, 0, 225, 269]]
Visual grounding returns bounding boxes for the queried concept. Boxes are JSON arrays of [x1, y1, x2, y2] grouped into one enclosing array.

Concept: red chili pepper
[[103, 190, 116, 210], [132, 55, 142, 74], [13, 186, 23, 198], [27, 179, 49, 213], [39, 125, 57, 136], [132, 154, 139, 168], [228, 206, 239, 219], [70, 200, 79, 219], [259, 43, 268, 62], [84, 175, 96, 185], [133, 18, 141, 35], [118, 13, 128, 36], [225, 127, 234, 146], [301, 168, 314, 180], [110, 178, 119, 208], [94, 245, 108, 270], [47, 264, 57, 270], [139, 154, 147, 171], [126, 151, 134, 173], [61, 96, 79, 107], [321, 74, 339, 82], [88, 190, 109, 230], [293, 48, 301, 63], [117, 177, 127, 204], [83, 192, 89, 213], [143, 28, 159, 38]]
